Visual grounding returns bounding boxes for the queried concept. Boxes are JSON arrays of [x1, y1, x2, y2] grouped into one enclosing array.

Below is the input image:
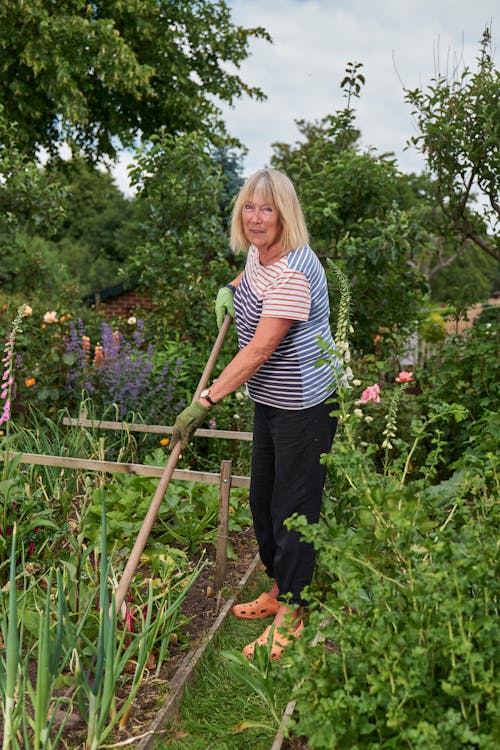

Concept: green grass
[[155, 574, 290, 750]]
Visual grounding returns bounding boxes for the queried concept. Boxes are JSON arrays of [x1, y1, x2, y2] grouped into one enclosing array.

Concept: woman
[[170, 168, 338, 660]]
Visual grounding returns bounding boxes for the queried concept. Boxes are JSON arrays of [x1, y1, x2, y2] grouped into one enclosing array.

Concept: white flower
[[382, 439, 393, 449], [127, 316, 137, 325], [364, 415, 374, 424], [340, 365, 354, 389], [354, 408, 363, 418], [352, 378, 362, 386]]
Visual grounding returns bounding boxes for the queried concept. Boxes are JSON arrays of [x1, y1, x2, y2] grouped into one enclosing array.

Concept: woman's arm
[[203, 316, 294, 404], [230, 271, 243, 288]]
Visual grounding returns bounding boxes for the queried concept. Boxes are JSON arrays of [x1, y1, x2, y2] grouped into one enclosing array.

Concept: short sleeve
[[261, 269, 311, 321]]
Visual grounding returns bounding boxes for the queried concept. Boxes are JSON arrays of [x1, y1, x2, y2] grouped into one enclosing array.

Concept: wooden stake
[[214, 460, 232, 592]]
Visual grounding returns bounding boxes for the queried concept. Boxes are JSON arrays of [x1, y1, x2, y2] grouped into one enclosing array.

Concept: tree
[[271, 65, 428, 353], [0, 107, 67, 294], [405, 27, 500, 263], [127, 129, 228, 292], [395, 172, 499, 307], [43, 159, 144, 293], [0, 0, 270, 162]]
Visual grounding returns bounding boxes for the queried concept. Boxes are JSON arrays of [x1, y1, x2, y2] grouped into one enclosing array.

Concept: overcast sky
[[113, 0, 497, 192]]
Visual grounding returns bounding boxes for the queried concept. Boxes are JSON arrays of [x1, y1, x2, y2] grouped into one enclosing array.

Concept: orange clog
[[242, 620, 304, 661], [232, 592, 280, 619]]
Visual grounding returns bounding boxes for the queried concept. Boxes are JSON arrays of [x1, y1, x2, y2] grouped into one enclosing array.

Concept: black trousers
[[249, 397, 337, 606]]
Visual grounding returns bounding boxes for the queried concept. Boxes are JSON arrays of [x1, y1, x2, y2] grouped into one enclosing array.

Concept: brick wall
[[89, 288, 155, 319]]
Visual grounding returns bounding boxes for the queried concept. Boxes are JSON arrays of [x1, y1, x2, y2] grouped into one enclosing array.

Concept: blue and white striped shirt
[[234, 244, 338, 409]]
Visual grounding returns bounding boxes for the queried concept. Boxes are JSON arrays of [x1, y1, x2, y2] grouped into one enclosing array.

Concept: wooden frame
[[6, 417, 253, 592]]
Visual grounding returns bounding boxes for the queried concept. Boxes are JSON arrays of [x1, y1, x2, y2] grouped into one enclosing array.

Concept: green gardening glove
[[215, 285, 235, 330], [170, 401, 209, 450]]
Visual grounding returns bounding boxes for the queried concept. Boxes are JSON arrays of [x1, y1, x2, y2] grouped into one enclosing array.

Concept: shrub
[[278, 353, 499, 748], [286, 472, 499, 749], [63, 317, 186, 423]]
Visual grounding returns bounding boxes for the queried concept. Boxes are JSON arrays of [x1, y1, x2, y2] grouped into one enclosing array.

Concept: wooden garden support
[[214, 460, 232, 592]]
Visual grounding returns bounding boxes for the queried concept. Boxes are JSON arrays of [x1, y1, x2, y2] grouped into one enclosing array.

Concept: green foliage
[[222, 644, 284, 731], [0, 453, 62, 583], [417, 322, 500, 468], [83, 449, 251, 553], [285, 478, 499, 749], [0, 109, 65, 239], [331, 208, 428, 354], [405, 27, 500, 263], [0, 0, 270, 162], [2, 305, 90, 414], [0, 110, 67, 295], [0, 495, 203, 750], [128, 129, 230, 291], [429, 243, 500, 307], [44, 159, 143, 294], [266, 316, 500, 748]]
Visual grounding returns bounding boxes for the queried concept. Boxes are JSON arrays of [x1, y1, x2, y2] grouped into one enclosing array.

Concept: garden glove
[[215, 285, 235, 330], [170, 401, 209, 450]]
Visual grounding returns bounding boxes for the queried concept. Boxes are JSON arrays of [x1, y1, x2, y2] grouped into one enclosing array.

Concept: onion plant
[[1, 488, 205, 750], [1, 526, 20, 750], [24, 569, 73, 750]]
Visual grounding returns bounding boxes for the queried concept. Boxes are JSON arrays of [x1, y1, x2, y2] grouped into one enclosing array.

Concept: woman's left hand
[[170, 402, 209, 450]]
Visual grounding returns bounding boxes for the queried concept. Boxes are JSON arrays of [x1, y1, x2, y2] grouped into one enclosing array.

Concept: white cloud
[[219, 0, 497, 176], [113, 0, 497, 192]]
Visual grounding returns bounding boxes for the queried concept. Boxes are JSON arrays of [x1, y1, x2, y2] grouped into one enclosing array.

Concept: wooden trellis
[[7, 416, 253, 592]]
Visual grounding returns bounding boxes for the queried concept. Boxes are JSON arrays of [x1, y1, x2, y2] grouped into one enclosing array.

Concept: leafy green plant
[[275, 347, 499, 748], [417, 322, 499, 472], [83, 448, 251, 553], [222, 643, 284, 733], [0, 486, 205, 750], [284, 468, 499, 749]]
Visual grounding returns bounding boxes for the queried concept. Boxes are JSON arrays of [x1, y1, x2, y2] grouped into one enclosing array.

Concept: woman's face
[[241, 190, 282, 255]]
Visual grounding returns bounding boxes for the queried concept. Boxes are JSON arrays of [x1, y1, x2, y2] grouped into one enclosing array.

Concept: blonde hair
[[230, 168, 309, 254]]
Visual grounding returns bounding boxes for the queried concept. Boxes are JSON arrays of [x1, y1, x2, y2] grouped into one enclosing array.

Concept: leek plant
[[74, 489, 206, 750], [25, 569, 73, 750], [1, 526, 21, 750], [1, 490, 205, 750]]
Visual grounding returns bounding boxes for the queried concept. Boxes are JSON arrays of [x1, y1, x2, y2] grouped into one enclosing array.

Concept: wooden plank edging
[[135, 553, 262, 750], [5, 452, 250, 489]]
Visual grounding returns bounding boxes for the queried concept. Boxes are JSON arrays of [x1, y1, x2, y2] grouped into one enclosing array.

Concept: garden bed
[[55, 526, 260, 749]]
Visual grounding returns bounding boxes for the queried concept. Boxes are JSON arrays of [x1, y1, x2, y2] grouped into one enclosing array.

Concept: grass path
[[154, 573, 291, 750]]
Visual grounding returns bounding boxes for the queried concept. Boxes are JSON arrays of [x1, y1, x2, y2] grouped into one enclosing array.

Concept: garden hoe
[[113, 314, 232, 617]]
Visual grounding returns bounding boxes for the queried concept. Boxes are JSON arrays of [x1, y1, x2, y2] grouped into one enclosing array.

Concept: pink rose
[[43, 311, 58, 324], [395, 371, 413, 383], [359, 384, 381, 404]]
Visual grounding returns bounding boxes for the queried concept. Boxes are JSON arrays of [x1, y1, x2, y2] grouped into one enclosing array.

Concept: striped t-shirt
[[234, 244, 338, 409]]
